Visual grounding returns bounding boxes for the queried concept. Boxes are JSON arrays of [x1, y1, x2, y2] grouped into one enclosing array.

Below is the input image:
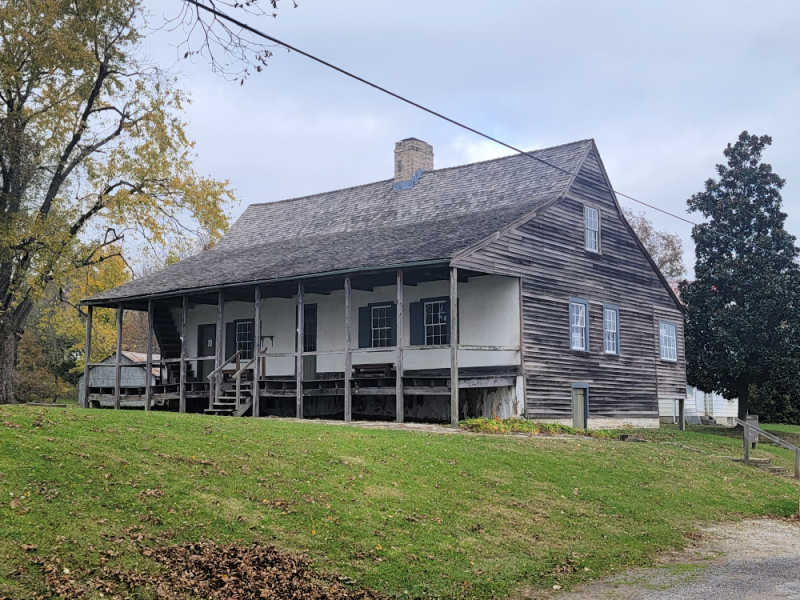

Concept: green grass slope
[[1, 406, 798, 599]]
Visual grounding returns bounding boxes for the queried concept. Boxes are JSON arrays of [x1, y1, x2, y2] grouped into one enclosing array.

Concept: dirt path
[[538, 519, 800, 599]]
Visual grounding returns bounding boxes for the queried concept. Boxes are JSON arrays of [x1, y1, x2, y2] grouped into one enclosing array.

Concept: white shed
[[659, 385, 738, 426], [77, 351, 161, 402]]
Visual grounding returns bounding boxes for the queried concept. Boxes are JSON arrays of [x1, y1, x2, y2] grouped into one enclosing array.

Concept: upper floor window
[[371, 304, 394, 348], [603, 306, 619, 354], [659, 320, 677, 361], [424, 299, 449, 345], [358, 302, 396, 348], [584, 206, 600, 252], [569, 300, 588, 351]]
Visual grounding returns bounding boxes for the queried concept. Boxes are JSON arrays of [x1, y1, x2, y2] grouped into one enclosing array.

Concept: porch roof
[[84, 139, 593, 305]]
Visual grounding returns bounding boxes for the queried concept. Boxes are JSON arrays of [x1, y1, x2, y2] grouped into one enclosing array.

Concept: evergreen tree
[[681, 131, 800, 419]]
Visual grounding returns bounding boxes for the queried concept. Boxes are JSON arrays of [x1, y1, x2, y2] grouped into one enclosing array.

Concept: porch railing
[[233, 355, 258, 407], [206, 351, 241, 408]]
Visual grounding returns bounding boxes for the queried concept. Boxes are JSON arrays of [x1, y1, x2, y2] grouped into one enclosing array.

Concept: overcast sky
[[142, 1, 800, 273]]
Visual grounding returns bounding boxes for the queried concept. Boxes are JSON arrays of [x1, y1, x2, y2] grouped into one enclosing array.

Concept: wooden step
[[731, 457, 771, 465]]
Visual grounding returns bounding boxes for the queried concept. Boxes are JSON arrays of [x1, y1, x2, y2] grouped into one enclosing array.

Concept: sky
[[141, 0, 800, 274]]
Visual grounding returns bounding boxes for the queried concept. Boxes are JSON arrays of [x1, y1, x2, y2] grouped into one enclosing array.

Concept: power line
[[186, 0, 700, 230]]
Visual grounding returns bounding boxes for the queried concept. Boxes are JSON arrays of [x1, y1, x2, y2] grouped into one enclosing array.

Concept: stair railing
[[233, 356, 257, 407], [735, 417, 800, 479], [206, 351, 241, 408]]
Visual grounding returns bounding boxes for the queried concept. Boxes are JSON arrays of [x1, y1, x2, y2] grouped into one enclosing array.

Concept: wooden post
[[145, 301, 153, 411], [344, 276, 352, 422], [794, 449, 799, 480], [743, 422, 750, 464], [678, 397, 686, 431], [395, 270, 404, 423], [179, 296, 188, 413], [114, 305, 123, 410], [517, 277, 527, 418], [450, 267, 459, 426], [214, 290, 224, 405], [296, 282, 304, 419], [82, 306, 93, 409], [253, 286, 261, 417]]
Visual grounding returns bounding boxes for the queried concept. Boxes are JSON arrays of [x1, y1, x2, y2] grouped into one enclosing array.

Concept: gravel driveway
[[542, 518, 800, 600]]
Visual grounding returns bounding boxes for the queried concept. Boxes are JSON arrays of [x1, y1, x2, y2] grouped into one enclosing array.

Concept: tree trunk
[[0, 327, 18, 404], [737, 382, 750, 420]]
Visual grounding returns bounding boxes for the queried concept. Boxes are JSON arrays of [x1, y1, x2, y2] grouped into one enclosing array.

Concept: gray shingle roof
[[86, 139, 592, 303]]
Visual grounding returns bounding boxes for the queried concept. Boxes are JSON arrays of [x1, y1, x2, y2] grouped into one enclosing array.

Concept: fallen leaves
[[137, 488, 164, 500], [32, 540, 380, 599]]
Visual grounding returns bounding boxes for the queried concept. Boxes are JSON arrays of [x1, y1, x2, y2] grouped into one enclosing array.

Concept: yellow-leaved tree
[[0, 0, 234, 403]]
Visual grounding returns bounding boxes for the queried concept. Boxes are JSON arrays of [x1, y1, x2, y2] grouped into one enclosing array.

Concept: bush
[[459, 418, 614, 437]]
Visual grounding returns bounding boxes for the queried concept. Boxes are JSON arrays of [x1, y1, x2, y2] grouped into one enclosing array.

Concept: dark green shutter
[[225, 322, 236, 360], [410, 301, 424, 345], [358, 306, 370, 348]]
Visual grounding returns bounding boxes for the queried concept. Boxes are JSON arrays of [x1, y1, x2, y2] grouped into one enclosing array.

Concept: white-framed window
[[659, 320, 677, 361], [584, 206, 600, 252], [424, 299, 449, 345], [236, 319, 255, 359], [371, 304, 393, 348], [569, 300, 588, 351], [603, 306, 619, 354]]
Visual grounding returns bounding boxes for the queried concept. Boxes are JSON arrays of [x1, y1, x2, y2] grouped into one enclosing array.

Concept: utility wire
[[186, 0, 699, 229]]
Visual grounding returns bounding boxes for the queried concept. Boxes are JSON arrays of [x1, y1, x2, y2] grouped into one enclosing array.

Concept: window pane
[[585, 207, 599, 251], [570, 302, 586, 350], [603, 308, 618, 354], [236, 320, 255, 359], [424, 300, 449, 345], [659, 322, 677, 360], [371, 305, 393, 348]]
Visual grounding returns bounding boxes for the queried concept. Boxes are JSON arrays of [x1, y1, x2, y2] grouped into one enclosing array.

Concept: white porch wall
[[177, 274, 520, 376]]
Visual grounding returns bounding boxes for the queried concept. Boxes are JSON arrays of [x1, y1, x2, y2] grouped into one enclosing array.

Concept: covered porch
[[81, 263, 524, 425]]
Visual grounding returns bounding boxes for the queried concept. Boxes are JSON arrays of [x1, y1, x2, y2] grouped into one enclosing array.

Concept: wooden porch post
[[82, 306, 93, 408], [395, 270, 404, 423], [114, 304, 123, 410], [253, 286, 262, 417], [179, 296, 188, 413], [214, 291, 224, 404], [296, 281, 304, 419], [344, 276, 352, 422], [145, 301, 153, 411], [450, 267, 459, 426]]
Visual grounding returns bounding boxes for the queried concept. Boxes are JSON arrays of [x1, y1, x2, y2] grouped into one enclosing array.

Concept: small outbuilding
[[78, 351, 161, 407]]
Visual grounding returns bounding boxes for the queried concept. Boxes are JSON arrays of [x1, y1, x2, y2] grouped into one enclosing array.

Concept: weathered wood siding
[[455, 146, 685, 423]]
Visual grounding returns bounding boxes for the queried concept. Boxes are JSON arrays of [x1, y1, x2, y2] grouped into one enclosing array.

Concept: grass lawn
[[1, 406, 799, 599]]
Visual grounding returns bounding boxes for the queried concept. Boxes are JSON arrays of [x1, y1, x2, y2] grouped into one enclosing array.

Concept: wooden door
[[572, 385, 588, 429], [197, 324, 216, 380]]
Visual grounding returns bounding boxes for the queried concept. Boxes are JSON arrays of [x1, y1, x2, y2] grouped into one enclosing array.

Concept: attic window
[[584, 206, 600, 252]]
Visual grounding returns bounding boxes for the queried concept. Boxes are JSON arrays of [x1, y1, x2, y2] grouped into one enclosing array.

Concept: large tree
[[0, 0, 233, 403], [681, 131, 800, 419], [623, 208, 686, 279]]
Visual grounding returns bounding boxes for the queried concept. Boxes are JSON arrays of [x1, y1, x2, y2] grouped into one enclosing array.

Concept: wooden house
[[80, 138, 685, 427]]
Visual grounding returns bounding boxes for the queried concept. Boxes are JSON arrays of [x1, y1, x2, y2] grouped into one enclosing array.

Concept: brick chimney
[[394, 138, 433, 182]]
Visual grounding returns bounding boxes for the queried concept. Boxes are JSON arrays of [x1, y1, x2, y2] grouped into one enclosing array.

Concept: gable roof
[[85, 139, 593, 304]]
